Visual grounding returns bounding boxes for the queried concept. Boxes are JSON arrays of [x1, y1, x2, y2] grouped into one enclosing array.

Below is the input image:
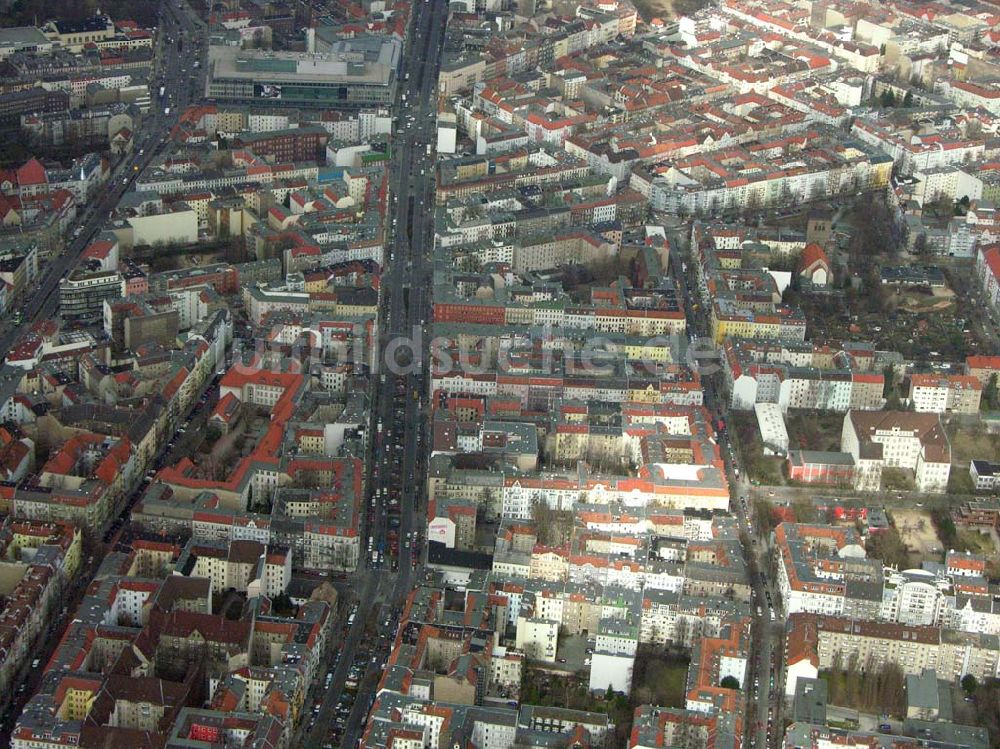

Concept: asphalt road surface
[[0, 0, 204, 351], [0, 1, 207, 741], [302, 0, 449, 746], [667, 229, 785, 749]]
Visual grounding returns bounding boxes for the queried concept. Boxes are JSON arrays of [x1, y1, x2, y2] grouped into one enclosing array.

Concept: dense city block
[[0, 0, 999, 747]]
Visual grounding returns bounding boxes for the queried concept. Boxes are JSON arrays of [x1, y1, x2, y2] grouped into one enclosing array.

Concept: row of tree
[[983, 374, 1000, 411], [825, 654, 907, 716], [877, 89, 915, 108]]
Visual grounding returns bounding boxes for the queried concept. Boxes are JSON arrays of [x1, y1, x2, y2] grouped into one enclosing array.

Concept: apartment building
[[684, 618, 751, 715], [133, 365, 364, 572], [639, 132, 892, 215], [784, 614, 1000, 698], [975, 244, 1000, 312], [174, 539, 291, 598], [851, 115, 987, 176], [11, 568, 332, 748], [0, 519, 79, 713], [723, 337, 885, 412], [710, 299, 807, 345], [774, 524, 882, 618], [590, 615, 640, 693], [640, 589, 752, 650], [909, 374, 983, 415], [232, 125, 329, 164], [13, 431, 135, 530], [636, 704, 743, 749], [880, 569, 952, 627], [965, 354, 1000, 386]]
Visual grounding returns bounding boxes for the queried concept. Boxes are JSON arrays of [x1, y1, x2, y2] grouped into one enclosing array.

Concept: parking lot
[[553, 633, 592, 674]]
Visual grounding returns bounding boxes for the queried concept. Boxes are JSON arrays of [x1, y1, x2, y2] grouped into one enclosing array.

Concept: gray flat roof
[[208, 40, 398, 85], [0, 27, 51, 46]]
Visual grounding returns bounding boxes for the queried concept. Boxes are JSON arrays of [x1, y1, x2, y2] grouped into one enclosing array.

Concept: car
[[557, 658, 566, 663]]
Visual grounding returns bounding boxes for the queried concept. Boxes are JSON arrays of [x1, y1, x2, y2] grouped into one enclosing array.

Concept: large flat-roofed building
[[0, 27, 54, 60], [205, 36, 400, 108]]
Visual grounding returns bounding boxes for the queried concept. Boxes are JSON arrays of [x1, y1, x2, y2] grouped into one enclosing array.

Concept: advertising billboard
[[254, 84, 282, 99]]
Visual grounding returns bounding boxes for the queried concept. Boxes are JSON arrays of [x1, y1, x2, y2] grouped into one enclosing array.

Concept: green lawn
[[957, 530, 996, 556]]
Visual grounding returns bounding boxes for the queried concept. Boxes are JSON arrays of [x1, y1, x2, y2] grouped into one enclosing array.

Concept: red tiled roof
[[15, 158, 47, 187], [798, 242, 829, 273]]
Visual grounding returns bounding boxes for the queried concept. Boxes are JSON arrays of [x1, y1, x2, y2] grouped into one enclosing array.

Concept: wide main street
[[0, 3, 207, 743], [0, 0, 204, 351], [302, 0, 449, 746], [0, 0, 445, 743]]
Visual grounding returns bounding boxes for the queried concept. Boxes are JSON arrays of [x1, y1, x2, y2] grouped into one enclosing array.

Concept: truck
[[158, 85, 166, 98], [426, 144, 432, 156]]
